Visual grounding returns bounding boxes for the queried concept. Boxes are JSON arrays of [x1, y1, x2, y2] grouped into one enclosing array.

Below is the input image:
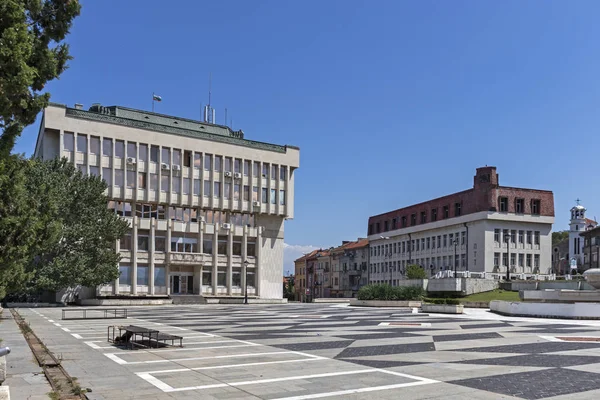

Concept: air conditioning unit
[[224, 171, 232, 178], [126, 157, 137, 165], [161, 163, 170, 171], [222, 223, 231, 230], [172, 165, 181, 172], [234, 172, 242, 179], [253, 201, 261, 207]]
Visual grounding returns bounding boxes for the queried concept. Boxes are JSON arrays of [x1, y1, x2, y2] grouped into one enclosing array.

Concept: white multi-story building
[[34, 102, 299, 300], [367, 166, 555, 282]]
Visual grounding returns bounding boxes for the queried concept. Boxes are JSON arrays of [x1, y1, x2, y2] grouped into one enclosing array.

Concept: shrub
[[357, 284, 425, 301], [406, 264, 427, 279]]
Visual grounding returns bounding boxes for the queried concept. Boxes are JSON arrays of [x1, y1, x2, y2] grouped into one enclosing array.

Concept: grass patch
[[459, 289, 520, 303]]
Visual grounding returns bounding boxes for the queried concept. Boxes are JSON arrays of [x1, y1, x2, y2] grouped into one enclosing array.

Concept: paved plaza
[[12, 304, 600, 400]]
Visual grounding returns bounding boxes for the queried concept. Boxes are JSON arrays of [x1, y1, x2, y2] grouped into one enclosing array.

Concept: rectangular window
[[253, 186, 259, 201], [115, 170, 124, 187], [183, 150, 192, 167], [233, 237, 242, 256], [384, 220, 389, 231], [119, 265, 132, 286], [155, 237, 166, 252], [234, 184, 240, 201], [77, 134, 87, 152], [443, 206, 449, 219], [90, 136, 100, 155], [127, 142, 136, 158], [120, 234, 132, 250], [518, 253, 524, 267], [204, 154, 212, 170], [527, 231, 532, 244], [401, 216, 407, 228], [534, 231, 540, 245], [420, 211, 426, 224], [443, 235, 447, 247], [494, 229, 500, 243], [461, 231, 465, 245], [139, 144, 148, 162], [102, 168, 112, 186], [126, 171, 136, 188], [224, 182, 231, 199], [194, 179, 200, 195], [519, 230, 524, 244], [271, 164, 277, 178], [137, 265, 149, 286], [511, 229, 516, 243], [102, 138, 112, 156], [138, 235, 149, 251], [193, 153, 201, 169], [214, 181, 221, 198], [247, 240, 256, 257], [161, 175, 169, 192], [172, 149, 181, 166], [262, 188, 268, 203], [410, 213, 416, 226], [243, 185, 250, 201], [532, 199, 541, 215], [218, 235, 228, 255], [431, 208, 437, 222], [244, 160, 250, 176], [431, 237, 436, 248], [154, 266, 166, 286], [253, 161, 260, 177], [147, 173, 157, 190], [270, 189, 276, 204], [183, 178, 190, 195], [526, 254, 532, 267], [280, 166, 286, 180], [214, 156, 222, 172], [172, 177, 181, 193], [204, 181, 211, 197], [138, 172, 147, 189], [203, 237, 213, 254], [455, 202, 462, 216], [64, 132, 74, 151], [150, 145, 159, 162], [161, 147, 170, 164], [234, 159, 241, 174], [499, 197, 508, 212], [115, 140, 124, 158], [502, 253, 508, 267], [510, 253, 516, 267], [515, 198, 524, 214], [224, 157, 232, 172], [262, 163, 269, 178]]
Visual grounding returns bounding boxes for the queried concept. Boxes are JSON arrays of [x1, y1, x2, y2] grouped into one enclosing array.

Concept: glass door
[[187, 276, 194, 294], [171, 275, 180, 294]]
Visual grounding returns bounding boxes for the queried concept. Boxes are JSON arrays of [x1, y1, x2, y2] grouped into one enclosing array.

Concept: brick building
[[367, 166, 555, 281]]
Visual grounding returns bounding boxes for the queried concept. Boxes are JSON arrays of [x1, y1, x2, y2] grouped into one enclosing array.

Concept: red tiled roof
[[344, 238, 369, 250], [585, 218, 598, 227], [294, 249, 320, 264]]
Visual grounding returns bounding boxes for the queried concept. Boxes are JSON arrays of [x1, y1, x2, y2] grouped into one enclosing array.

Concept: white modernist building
[[34, 103, 299, 300], [367, 166, 555, 283]]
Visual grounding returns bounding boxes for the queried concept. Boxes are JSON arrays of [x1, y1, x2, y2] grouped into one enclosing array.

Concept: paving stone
[[453, 354, 600, 368], [272, 339, 355, 351], [335, 342, 436, 358], [453, 341, 600, 354], [432, 332, 504, 342]]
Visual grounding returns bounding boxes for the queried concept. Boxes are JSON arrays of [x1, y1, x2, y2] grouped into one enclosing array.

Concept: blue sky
[[15, 1, 600, 274]]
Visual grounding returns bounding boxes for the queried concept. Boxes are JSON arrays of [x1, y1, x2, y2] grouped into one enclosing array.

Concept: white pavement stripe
[[105, 350, 300, 366], [269, 380, 437, 400], [144, 357, 327, 375], [135, 373, 175, 391]]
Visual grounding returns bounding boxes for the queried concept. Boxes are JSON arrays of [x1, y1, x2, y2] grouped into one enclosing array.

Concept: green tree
[[0, 0, 81, 157], [552, 231, 569, 246], [406, 264, 427, 279], [25, 158, 129, 291]]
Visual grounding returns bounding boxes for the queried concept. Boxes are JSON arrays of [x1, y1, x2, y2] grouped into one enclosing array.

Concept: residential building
[[580, 226, 600, 271], [315, 250, 331, 298], [367, 166, 555, 282], [34, 102, 299, 300], [294, 250, 318, 302], [338, 238, 369, 297], [329, 241, 351, 297], [305, 252, 319, 302]]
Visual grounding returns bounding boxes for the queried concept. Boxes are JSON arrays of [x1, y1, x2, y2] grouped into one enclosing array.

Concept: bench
[[62, 308, 128, 320], [108, 325, 183, 349]]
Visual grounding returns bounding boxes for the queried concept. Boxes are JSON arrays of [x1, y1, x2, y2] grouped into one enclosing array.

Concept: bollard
[[0, 347, 10, 357]]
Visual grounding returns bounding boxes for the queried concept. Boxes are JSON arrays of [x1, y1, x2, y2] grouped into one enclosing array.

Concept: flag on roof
[[153, 94, 162, 102]]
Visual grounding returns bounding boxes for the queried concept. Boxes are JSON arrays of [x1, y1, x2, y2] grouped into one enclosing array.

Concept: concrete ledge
[[520, 289, 600, 303], [313, 298, 351, 303], [350, 299, 422, 308], [460, 301, 490, 308], [490, 300, 600, 319], [422, 304, 464, 314], [0, 386, 9, 400], [206, 298, 288, 304], [6, 303, 61, 308], [77, 298, 173, 306]]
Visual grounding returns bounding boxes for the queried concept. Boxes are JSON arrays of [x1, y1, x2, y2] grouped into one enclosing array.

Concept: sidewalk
[[0, 310, 52, 400]]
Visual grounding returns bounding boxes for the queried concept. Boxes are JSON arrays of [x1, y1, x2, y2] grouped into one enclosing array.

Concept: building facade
[[293, 250, 318, 302], [34, 103, 299, 299], [367, 166, 555, 282], [569, 202, 598, 269], [580, 226, 600, 271], [337, 239, 369, 297]]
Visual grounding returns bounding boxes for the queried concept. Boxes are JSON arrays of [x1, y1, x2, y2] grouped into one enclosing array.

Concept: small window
[[515, 198, 524, 214], [531, 199, 541, 215], [431, 208, 437, 222], [454, 202, 462, 216], [384, 220, 389, 231], [499, 197, 508, 212], [401, 216, 407, 228], [391, 218, 397, 229], [420, 211, 427, 224], [410, 214, 416, 226], [443, 206, 449, 219]]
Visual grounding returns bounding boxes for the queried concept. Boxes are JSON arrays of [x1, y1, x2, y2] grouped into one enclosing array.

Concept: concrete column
[[59, 130, 64, 157], [198, 264, 204, 294], [150, 217, 156, 295], [227, 224, 233, 295], [256, 226, 262, 298], [242, 225, 248, 295], [166, 216, 172, 296], [114, 238, 120, 295], [198, 218, 204, 253], [212, 227, 218, 295], [169, 148, 173, 205], [132, 216, 138, 295], [134, 141, 139, 203]]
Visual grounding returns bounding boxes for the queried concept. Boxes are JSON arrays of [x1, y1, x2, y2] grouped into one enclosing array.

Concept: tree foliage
[[0, 157, 128, 297], [0, 0, 81, 157], [552, 231, 569, 246], [406, 264, 427, 279]]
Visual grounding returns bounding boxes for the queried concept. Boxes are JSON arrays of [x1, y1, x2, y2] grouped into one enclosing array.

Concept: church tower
[[569, 200, 586, 267]]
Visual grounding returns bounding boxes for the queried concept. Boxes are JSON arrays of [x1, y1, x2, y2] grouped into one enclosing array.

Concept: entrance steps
[[171, 295, 207, 305]]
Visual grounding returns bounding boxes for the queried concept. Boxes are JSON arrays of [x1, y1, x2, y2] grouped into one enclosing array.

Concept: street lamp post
[[453, 239, 458, 277], [504, 233, 511, 281], [243, 259, 249, 304]]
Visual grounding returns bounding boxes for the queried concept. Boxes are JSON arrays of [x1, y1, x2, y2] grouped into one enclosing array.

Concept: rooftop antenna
[[203, 73, 216, 124]]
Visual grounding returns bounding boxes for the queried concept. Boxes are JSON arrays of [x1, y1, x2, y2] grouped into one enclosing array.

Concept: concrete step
[[171, 295, 206, 305]]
